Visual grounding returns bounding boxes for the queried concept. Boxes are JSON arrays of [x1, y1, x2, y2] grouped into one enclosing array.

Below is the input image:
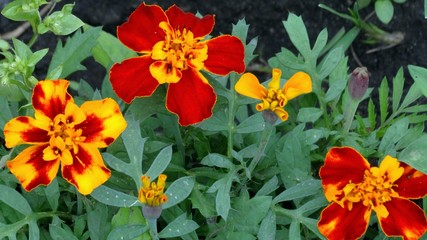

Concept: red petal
[[379, 198, 427, 239], [320, 147, 370, 202], [165, 5, 214, 38], [117, 3, 167, 52], [77, 98, 127, 148], [61, 144, 111, 195], [166, 69, 216, 126], [204, 35, 245, 75], [32, 80, 73, 119], [318, 202, 370, 240], [7, 145, 60, 191], [110, 56, 160, 103], [394, 162, 427, 199], [4, 116, 49, 148]]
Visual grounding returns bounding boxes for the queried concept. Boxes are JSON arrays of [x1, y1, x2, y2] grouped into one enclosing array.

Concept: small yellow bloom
[[138, 174, 168, 207], [235, 68, 312, 121]]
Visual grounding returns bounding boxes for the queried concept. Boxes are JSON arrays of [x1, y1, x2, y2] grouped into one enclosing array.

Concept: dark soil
[[1, 0, 426, 91]]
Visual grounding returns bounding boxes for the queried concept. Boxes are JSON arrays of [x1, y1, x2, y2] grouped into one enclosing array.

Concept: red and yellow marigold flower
[[110, 3, 245, 126], [318, 147, 427, 240], [4, 80, 127, 195], [235, 68, 311, 121], [138, 174, 168, 207]]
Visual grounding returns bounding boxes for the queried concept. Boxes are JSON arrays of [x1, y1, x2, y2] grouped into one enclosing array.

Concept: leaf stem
[[227, 73, 238, 159]]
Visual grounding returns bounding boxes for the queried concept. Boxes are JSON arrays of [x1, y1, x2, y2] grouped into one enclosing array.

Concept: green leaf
[[300, 217, 326, 239], [399, 84, 422, 110], [325, 56, 348, 103], [28, 220, 40, 240], [392, 68, 404, 112], [50, 224, 79, 240], [232, 19, 258, 65], [358, 0, 372, 8], [283, 13, 311, 60], [425, 0, 427, 18], [399, 134, 427, 174], [1, 0, 41, 22], [158, 213, 199, 238], [197, 110, 228, 132], [48, 27, 102, 78], [28, 48, 48, 66], [190, 185, 216, 218], [107, 225, 149, 240], [88, 203, 109, 240], [0, 96, 13, 132], [145, 145, 172, 180], [236, 113, 265, 134], [44, 178, 59, 211], [208, 171, 236, 220], [0, 185, 33, 215], [92, 30, 136, 69], [289, 220, 301, 240], [378, 77, 389, 125], [273, 179, 321, 204], [408, 65, 427, 98], [257, 209, 276, 240], [320, 27, 360, 56], [311, 29, 328, 58], [368, 98, 376, 130], [229, 195, 272, 233], [256, 176, 279, 196], [201, 153, 234, 169], [91, 185, 140, 208], [317, 47, 343, 80], [378, 117, 408, 157], [162, 176, 195, 209], [268, 47, 305, 71], [375, 0, 394, 24], [296, 107, 323, 123]]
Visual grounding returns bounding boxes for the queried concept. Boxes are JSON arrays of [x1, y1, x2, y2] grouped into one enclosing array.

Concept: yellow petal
[[7, 145, 60, 191], [380, 155, 404, 183], [149, 61, 182, 84], [61, 144, 111, 195], [267, 68, 282, 90], [235, 73, 267, 100], [77, 98, 127, 148], [151, 41, 168, 60], [65, 102, 86, 125], [283, 71, 312, 100], [4, 116, 50, 148], [273, 107, 289, 121]]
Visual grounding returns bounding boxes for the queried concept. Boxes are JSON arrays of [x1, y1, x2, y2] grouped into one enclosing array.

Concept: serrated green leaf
[[268, 47, 306, 71], [378, 117, 409, 156], [48, 27, 102, 78], [318, 47, 343, 80], [91, 185, 140, 208], [28, 49, 48, 66], [0, 185, 33, 215], [408, 65, 427, 98], [201, 153, 234, 169], [378, 78, 389, 125], [158, 213, 199, 238], [283, 14, 311, 60], [296, 107, 323, 123], [368, 98, 376, 130], [162, 176, 195, 209], [392, 68, 404, 112], [375, 0, 394, 24], [145, 145, 172, 179], [398, 134, 427, 174], [107, 225, 149, 240], [273, 179, 321, 204], [400, 84, 422, 110], [257, 209, 276, 240]]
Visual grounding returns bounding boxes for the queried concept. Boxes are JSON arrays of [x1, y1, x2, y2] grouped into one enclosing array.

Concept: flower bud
[[348, 67, 369, 101], [142, 205, 163, 219]]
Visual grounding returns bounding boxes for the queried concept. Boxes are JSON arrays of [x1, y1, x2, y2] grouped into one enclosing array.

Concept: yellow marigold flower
[[138, 174, 168, 207], [235, 68, 312, 121], [4, 80, 127, 195]]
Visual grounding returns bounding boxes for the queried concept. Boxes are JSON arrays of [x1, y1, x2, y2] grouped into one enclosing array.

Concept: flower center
[[150, 21, 208, 83], [256, 88, 288, 111], [42, 103, 86, 164], [341, 168, 400, 218]]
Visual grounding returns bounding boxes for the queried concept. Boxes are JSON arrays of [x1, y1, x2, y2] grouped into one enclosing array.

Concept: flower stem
[[172, 119, 185, 160], [147, 217, 159, 240], [227, 73, 238, 159]]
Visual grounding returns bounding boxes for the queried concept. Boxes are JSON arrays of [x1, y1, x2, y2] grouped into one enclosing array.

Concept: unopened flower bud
[[142, 205, 163, 219], [348, 67, 369, 101]]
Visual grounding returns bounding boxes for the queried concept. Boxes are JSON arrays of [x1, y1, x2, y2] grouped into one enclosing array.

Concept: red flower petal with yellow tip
[[165, 5, 214, 38], [204, 35, 245, 75], [320, 147, 370, 202], [166, 69, 216, 126], [235, 73, 267, 100], [318, 202, 370, 240], [32, 79, 72, 119], [61, 144, 111, 195], [378, 198, 427, 240], [6, 145, 60, 191], [283, 71, 312, 101], [110, 56, 160, 103], [77, 98, 127, 148], [117, 3, 167, 53], [4, 116, 49, 148], [394, 162, 427, 199]]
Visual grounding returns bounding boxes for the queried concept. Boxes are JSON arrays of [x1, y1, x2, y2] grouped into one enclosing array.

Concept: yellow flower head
[[235, 68, 312, 121], [138, 174, 168, 207]]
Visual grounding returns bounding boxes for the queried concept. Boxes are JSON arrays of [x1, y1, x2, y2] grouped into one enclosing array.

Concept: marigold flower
[[4, 80, 127, 195], [318, 147, 427, 240], [235, 68, 311, 121], [138, 174, 168, 207], [110, 3, 245, 126]]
